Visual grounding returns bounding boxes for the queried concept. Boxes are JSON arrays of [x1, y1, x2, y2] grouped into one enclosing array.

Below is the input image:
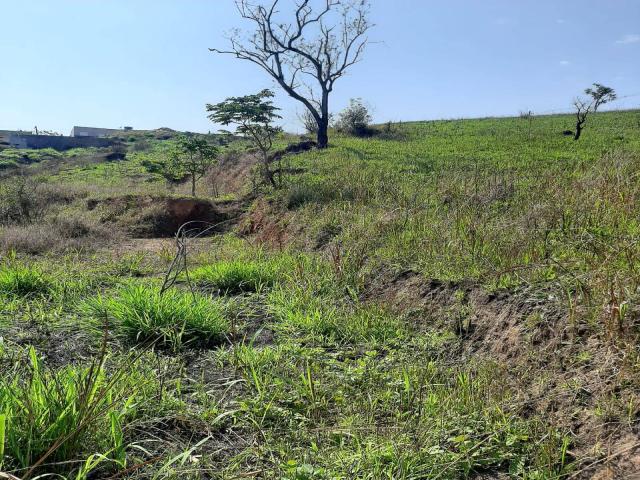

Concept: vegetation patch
[[189, 260, 278, 294], [2, 109, 639, 476], [268, 284, 404, 344], [223, 343, 570, 478], [0, 346, 143, 478], [89, 283, 230, 350], [0, 263, 56, 298]]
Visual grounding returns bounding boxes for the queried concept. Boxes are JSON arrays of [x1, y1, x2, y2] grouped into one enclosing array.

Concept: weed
[[189, 260, 278, 294], [0, 264, 55, 298], [88, 283, 230, 350], [0, 345, 138, 479]]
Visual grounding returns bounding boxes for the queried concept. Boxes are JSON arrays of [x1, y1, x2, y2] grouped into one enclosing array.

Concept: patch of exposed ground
[[87, 195, 246, 238], [362, 269, 640, 479], [207, 152, 258, 197]]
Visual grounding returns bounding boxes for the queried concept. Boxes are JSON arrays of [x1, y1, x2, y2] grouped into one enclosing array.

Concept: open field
[[0, 110, 639, 479]]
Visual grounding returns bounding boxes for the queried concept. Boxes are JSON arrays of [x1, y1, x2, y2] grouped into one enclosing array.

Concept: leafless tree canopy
[[211, 0, 372, 148]]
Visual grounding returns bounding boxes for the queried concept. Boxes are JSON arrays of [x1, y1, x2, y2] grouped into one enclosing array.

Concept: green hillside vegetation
[[0, 109, 638, 478]]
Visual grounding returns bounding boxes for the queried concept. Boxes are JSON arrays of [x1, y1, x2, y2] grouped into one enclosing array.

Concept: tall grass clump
[[0, 263, 56, 298], [189, 260, 278, 294], [0, 346, 139, 479], [89, 284, 229, 350]]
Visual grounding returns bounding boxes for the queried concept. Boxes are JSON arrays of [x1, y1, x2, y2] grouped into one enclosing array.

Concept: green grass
[[1, 110, 639, 478], [222, 341, 570, 478], [0, 346, 133, 477], [280, 111, 640, 298], [0, 148, 63, 164], [0, 343, 186, 479], [89, 283, 230, 350], [0, 263, 56, 297], [189, 260, 279, 294], [268, 283, 404, 344]]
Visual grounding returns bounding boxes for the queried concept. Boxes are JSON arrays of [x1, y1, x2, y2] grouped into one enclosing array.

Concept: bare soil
[[87, 195, 245, 238]]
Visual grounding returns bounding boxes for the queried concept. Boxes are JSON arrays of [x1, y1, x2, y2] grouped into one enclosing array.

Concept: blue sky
[[0, 0, 638, 134]]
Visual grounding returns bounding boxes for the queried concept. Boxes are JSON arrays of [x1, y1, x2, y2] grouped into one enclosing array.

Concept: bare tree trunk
[[191, 175, 196, 196], [574, 121, 583, 141], [317, 94, 330, 149], [317, 122, 329, 149], [262, 151, 276, 188]]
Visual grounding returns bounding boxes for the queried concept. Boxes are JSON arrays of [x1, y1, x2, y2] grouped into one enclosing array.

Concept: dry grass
[[0, 216, 117, 254]]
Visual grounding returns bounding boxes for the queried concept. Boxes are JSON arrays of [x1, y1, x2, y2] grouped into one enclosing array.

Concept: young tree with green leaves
[[573, 83, 617, 141], [166, 135, 218, 196], [206, 89, 282, 187]]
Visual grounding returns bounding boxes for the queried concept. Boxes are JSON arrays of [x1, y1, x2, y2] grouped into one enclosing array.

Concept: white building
[[70, 126, 126, 138]]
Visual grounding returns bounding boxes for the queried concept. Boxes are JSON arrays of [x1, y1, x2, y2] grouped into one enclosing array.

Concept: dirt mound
[[88, 195, 236, 238]]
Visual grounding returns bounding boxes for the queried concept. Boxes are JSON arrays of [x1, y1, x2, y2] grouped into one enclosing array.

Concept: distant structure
[[70, 126, 133, 138], [1, 125, 153, 152], [1, 129, 116, 151]]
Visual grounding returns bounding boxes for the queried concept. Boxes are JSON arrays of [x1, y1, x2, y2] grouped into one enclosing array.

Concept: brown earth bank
[[86, 195, 246, 238], [361, 269, 640, 479]]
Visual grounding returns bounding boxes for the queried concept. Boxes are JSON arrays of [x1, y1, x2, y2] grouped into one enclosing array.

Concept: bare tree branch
[[210, 0, 372, 148]]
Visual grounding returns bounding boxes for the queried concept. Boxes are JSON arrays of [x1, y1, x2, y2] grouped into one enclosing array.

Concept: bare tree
[[298, 109, 319, 134], [211, 0, 372, 149], [572, 83, 617, 141]]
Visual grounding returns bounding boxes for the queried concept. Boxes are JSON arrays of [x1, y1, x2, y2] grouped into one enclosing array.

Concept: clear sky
[[1, 0, 638, 134]]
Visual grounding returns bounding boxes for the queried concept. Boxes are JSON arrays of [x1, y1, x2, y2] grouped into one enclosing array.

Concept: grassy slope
[[0, 110, 638, 479], [281, 110, 640, 285]]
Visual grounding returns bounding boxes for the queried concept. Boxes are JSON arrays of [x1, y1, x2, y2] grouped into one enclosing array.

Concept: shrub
[[52, 215, 106, 239], [89, 284, 229, 350], [0, 177, 40, 224], [299, 109, 319, 134], [0, 178, 83, 225], [0, 264, 55, 297], [298, 110, 333, 135], [189, 260, 278, 294], [334, 98, 373, 137]]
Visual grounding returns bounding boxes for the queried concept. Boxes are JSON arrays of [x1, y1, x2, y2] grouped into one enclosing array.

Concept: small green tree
[[573, 83, 617, 140], [166, 135, 218, 196], [206, 89, 282, 187]]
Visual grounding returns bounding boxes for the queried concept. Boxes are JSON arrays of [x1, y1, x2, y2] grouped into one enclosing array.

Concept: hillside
[[0, 109, 639, 479]]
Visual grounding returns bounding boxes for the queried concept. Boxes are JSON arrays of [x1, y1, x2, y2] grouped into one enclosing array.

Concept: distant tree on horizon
[[210, 0, 372, 149], [573, 83, 617, 140]]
